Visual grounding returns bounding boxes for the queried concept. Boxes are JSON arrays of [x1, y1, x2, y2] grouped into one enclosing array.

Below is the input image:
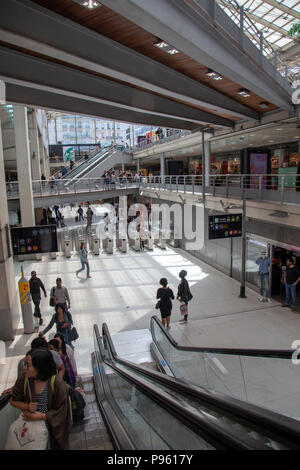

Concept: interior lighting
[[82, 0, 101, 9], [154, 39, 179, 55], [206, 70, 223, 81], [259, 102, 269, 109], [237, 88, 251, 98]]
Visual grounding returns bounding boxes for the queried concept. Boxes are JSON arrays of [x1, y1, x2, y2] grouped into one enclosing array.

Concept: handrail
[[151, 315, 292, 358], [101, 322, 300, 449], [94, 325, 268, 450]]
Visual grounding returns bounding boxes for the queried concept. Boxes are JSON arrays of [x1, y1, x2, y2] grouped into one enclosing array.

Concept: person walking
[[50, 278, 71, 311], [177, 270, 193, 323], [29, 271, 47, 326], [76, 242, 91, 278], [86, 206, 94, 231], [156, 278, 174, 329], [39, 303, 74, 349], [77, 205, 84, 222], [282, 259, 300, 312], [255, 250, 272, 302]]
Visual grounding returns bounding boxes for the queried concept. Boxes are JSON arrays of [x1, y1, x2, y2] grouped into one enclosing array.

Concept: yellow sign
[[19, 282, 29, 295]]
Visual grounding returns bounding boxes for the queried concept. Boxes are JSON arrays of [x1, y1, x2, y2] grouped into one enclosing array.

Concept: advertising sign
[[11, 226, 58, 255], [63, 146, 75, 162], [209, 214, 242, 240], [250, 153, 268, 189]]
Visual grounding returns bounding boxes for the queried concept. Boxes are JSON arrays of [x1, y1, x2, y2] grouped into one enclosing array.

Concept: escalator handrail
[[64, 148, 111, 184], [94, 325, 268, 450], [102, 322, 300, 449], [151, 315, 292, 358]]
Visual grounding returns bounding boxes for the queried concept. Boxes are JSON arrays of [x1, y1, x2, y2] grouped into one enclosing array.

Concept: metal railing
[[199, 0, 295, 83], [6, 173, 300, 205], [132, 130, 191, 153]]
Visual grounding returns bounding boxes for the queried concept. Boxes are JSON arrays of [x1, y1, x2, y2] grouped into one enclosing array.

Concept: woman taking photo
[[39, 303, 74, 349], [156, 278, 174, 329], [9, 348, 72, 450], [76, 242, 91, 278]]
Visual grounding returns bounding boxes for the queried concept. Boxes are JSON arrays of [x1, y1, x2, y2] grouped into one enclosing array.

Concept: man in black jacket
[[177, 270, 193, 323], [29, 271, 47, 325]]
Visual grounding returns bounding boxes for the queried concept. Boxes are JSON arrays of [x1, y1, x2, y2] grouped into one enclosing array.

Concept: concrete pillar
[[28, 110, 41, 182], [137, 159, 140, 172], [121, 163, 125, 172], [14, 105, 35, 226], [160, 154, 165, 176], [0, 120, 20, 340], [204, 139, 211, 186]]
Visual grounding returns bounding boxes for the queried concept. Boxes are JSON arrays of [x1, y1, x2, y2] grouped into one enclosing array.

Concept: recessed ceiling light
[[238, 88, 251, 98], [259, 102, 269, 109], [206, 69, 223, 81], [154, 39, 179, 55], [294, 136, 300, 138], [82, 0, 101, 9], [269, 140, 274, 143], [276, 128, 284, 131]]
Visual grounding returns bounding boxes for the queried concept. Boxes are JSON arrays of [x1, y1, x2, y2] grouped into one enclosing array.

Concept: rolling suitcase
[[75, 216, 79, 222]]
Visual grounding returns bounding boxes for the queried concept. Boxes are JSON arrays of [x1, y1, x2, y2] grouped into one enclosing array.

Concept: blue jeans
[[260, 273, 270, 298], [77, 261, 90, 277], [285, 283, 297, 308]]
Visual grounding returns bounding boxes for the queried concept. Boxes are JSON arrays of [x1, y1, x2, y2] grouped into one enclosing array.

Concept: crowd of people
[[2, 273, 81, 450]]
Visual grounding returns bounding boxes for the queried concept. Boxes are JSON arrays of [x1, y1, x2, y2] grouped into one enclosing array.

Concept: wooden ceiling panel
[[28, 0, 277, 115]]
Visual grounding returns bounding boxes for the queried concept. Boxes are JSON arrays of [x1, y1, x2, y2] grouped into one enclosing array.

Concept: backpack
[[68, 386, 86, 422]]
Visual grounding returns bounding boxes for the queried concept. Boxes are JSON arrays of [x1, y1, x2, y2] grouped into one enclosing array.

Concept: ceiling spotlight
[[238, 88, 251, 98], [259, 102, 269, 109], [154, 39, 179, 55], [206, 69, 223, 81], [82, 0, 101, 9]]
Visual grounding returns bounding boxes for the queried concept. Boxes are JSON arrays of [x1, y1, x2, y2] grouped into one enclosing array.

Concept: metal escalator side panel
[[102, 322, 300, 450]]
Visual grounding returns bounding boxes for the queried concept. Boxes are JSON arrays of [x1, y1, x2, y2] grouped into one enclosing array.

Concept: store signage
[[10, 226, 58, 255], [209, 214, 242, 240], [63, 146, 75, 162]]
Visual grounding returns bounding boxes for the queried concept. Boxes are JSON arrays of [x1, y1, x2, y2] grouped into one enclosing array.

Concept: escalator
[[149, 316, 300, 421], [61, 147, 111, 186], [95, 324, 300, 450]]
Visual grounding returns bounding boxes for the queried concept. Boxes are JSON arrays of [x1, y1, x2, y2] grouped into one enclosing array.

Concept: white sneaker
[[167, 326, 171, 330], [266, 298, 272, 303]]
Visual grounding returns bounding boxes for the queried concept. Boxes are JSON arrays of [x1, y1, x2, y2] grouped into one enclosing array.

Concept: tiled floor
[[1, 242, 300, 393], [69, 376, 113, 450]]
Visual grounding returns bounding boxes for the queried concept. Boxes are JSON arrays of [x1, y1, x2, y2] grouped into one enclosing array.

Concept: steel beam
[[5, 83, 202, 131], [0, 46, 233, 128], [0, 0, 259, 120], [97, 0, 293, 110]]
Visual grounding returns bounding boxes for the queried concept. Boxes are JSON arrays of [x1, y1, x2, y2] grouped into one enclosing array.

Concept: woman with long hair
[[48, 339, 76, 388], [39, 303, 74, 349]]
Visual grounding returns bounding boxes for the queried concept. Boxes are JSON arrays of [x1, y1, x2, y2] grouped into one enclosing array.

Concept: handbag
[[70, 326, 79, 341], [155, 300, 161, 310], [5, 379, 49, 450], [180, 303, 188, 315], [49, 287, 55, 307]]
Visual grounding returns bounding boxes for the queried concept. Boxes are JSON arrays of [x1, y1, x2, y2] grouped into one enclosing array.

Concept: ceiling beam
[[0, 46, 233, 128], [0, 0, 260, 121], [96, 0, 292, 110], [255, 0, 300, 21], [5, 84, 203, 131], [217, 0, 290, 38]]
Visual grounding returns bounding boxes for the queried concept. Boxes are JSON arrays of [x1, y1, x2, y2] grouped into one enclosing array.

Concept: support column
[[160, 154, 165, 176], [137, 159, 140, 172], [204, 139, 211, 186], [0, 120, 20, 340], [14, 105, 35, 226], [28, 110, 41, 182]]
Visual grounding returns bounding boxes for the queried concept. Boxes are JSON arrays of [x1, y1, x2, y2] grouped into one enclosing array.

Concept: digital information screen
[[208, 214, 242, 240], [10, 225, 58, 255]]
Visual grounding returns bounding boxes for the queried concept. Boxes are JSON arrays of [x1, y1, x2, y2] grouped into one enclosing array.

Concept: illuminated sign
[[11, 225, 58, 255], [209, 214, 242, 240]]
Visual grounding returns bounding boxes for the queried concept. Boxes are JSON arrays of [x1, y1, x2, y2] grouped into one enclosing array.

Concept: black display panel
[[208, 214, 242, 240], [10, 226, 58, 255]]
